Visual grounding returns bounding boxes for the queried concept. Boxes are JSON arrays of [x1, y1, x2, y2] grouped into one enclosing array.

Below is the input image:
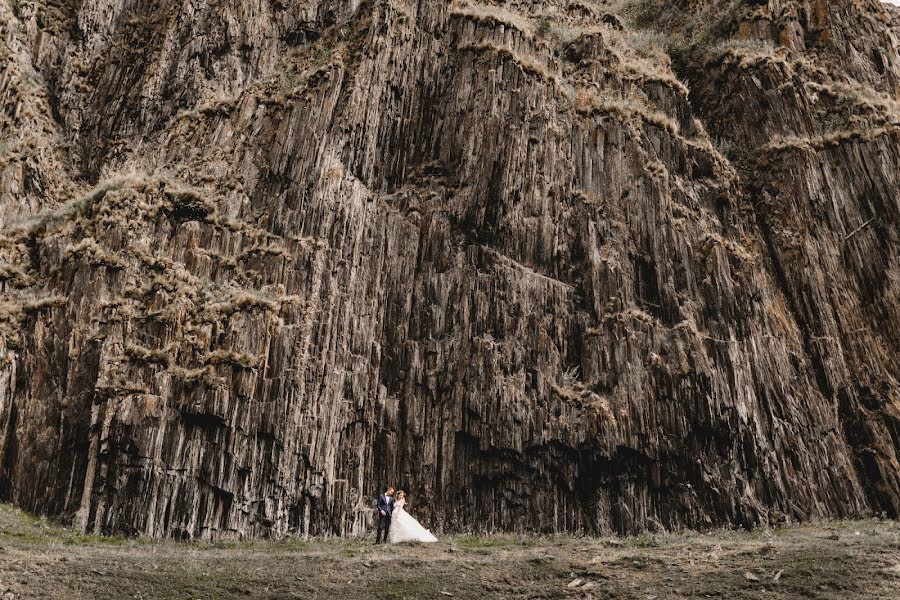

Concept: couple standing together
[[375, 486, 438, 544]]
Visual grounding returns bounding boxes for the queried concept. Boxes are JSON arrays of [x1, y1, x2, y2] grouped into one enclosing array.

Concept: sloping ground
[[0, 0, 897, 540], [0, 504, 898, 599]]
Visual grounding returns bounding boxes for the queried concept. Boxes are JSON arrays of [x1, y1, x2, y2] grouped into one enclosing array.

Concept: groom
[[375, 485, 395, 543]]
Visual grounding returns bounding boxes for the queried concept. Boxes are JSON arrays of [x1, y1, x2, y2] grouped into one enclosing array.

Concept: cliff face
[[0, 0, 897, 540]]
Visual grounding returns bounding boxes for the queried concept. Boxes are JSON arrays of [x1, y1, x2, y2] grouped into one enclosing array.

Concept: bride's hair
[[396, 490, 406, 500]]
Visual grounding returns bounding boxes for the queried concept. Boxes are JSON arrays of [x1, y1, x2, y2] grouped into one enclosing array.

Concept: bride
[[388, 491, 438, 543]]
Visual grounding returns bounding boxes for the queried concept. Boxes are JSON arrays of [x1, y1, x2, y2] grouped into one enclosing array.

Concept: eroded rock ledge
[[0, 0, 897, 539]]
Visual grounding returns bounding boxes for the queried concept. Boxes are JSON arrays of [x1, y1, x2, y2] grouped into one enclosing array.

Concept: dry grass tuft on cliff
[[204, 348, 262, 370], [125, 342, 174, 368], [459, 41, 560, 84], [574, 86, 681, 135], [759, 124, 900, 158], [451, 2, 536, 38]]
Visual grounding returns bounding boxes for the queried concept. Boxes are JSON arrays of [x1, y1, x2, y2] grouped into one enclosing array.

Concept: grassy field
[[0, 504, 898, 599]]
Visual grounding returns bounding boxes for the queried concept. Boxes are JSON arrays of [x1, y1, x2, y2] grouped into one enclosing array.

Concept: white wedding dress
[[388, 499, 437, 543]]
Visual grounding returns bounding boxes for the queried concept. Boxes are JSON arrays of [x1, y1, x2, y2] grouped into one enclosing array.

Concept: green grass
[[63, 532, 132, 545], [625, 533, 661, 548], [454, 535, 508, 547], [452, 534, 525, 549], [1, 529, 48, 543]]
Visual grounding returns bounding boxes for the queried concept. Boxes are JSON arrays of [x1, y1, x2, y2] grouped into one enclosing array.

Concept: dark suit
[[375, 493, 394, 543]]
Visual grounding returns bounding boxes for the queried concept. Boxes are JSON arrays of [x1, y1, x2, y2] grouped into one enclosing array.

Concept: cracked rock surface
[[0, 0, 898, 539]]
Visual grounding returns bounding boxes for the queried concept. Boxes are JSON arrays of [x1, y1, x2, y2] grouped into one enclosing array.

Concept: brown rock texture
[[0, 0, 897, 540]]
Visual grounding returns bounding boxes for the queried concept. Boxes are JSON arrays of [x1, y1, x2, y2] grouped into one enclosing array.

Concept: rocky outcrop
[[0, 0, 897, 539]]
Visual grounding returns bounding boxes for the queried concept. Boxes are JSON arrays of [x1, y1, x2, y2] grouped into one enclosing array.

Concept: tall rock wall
[[0, 0, 897, 539]]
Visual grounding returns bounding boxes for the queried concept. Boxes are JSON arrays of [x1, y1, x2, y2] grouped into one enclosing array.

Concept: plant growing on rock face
[[709, 37, 776, 59], [162, 188, 218, 223], [0, 290, 67, 347], [450, 3, 535, 37], [631, 0, 746, 57], [536, 16, 568, 49], [125, 342, 174, 368], [574, 86, 681, 136], [203, 349, 261, 370], [63, 237, 129, 269], [561, 365, 581, 387], [714, 137, 755, 181], [463, 41, 555, 79]]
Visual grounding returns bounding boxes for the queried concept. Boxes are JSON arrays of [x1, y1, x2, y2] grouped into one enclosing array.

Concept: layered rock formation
[[0, 0, 897, 539]]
